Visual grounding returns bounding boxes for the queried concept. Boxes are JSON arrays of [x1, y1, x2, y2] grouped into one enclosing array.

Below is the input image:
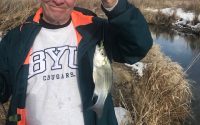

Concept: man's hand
[[101, 0, 117, 8]]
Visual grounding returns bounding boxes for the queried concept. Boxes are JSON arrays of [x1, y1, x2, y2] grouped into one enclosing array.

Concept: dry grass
[[0, 102, 9, 125], [131, 0, 200, 14], [138, 9, 176, 27], [144, 11, 177, 26], [112, 44, 192, 125], [0, 0, 38, 33], [131, 0, 200, 26]]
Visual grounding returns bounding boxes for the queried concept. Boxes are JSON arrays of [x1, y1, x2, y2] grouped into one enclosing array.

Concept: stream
[[150, 25, 200, 125]]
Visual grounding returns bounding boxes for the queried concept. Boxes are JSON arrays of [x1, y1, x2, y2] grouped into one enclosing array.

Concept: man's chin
[[46, 16, 71, 25]]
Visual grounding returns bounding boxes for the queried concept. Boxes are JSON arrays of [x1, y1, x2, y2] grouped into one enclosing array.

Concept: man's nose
[[52, 0, 65, 5]]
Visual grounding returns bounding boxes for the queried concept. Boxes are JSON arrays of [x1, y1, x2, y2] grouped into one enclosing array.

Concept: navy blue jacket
[[0, 0, 153, 124]]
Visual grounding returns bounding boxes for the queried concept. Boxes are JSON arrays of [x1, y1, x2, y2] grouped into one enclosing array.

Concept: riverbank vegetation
[[133, 0, 200, 13], [133, 0, 200, 35], [112, 45, 192, 125]]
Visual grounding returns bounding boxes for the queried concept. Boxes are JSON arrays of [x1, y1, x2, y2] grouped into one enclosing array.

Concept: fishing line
[[184, 51, 200, 73]]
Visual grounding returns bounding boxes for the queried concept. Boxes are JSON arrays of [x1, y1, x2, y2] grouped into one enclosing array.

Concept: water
[[150, 25, 200, 125]]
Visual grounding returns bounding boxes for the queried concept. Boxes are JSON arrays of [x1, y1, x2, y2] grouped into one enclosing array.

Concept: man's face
[[40, 0, 76, 25]]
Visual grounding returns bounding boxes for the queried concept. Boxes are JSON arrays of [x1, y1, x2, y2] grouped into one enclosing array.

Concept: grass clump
[[144, 10, 177, 27], [112, 44, 192, 125]]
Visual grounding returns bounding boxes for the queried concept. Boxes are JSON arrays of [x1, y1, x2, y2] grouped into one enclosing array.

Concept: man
[[0, 0, 153, 124]]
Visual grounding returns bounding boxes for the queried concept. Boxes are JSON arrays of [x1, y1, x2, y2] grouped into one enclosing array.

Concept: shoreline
[[143, 7, 200, 36]]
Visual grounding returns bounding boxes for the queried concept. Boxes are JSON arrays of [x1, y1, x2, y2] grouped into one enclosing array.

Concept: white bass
[[91, 41, 113, 118]]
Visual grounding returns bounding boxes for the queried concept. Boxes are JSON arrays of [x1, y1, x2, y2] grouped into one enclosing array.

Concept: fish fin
[[91, 93, 108, 118]]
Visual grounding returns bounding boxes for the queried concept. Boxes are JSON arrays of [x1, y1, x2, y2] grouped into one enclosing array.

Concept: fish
[[91, 41, 113, 118]]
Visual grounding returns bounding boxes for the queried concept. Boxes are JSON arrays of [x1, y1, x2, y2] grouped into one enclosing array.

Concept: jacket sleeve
[[0, 34, 11, 104], [102, 0, 153, 64]]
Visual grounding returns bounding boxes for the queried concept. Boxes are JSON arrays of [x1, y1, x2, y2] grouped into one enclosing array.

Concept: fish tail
[[91, 93, 108, 118]]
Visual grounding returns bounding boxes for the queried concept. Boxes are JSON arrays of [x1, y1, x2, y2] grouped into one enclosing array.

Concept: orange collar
[[33, 8, 94, 44]]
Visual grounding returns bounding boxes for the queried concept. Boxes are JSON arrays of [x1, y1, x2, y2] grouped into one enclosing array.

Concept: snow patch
[[145, 7, 198, 22], [191, 23, 200, 29], [145, 7, 200, 34], [160, 8, 175, 16], [125, 62, 146, 77], [176, 8, 195, 21], [160, 8, 195, 21], [174, 19, 188, 25], [114, 107, 133, 124]]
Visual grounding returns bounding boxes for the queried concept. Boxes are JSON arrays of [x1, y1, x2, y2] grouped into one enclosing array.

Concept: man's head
[[39, 0, 76, 25]]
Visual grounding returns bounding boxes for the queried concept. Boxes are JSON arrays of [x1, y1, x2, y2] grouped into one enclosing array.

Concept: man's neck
[[40, 17, 71, 29], [42, 16, 70, 26]]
